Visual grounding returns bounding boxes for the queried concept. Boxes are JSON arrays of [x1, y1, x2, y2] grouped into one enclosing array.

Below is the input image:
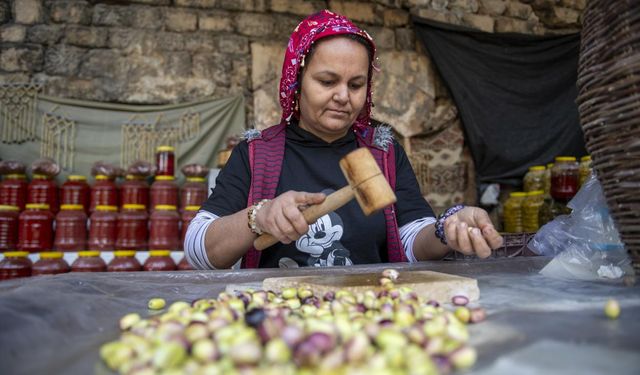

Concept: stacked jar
[[149, 205, 181, 250], [18, 203, 54, 253], [0, 251, 32, 280], [0, 205, 19, 251], [522, 191, 544, 232], [579, 155, 592, 187], [61, 175, 90, 214], [151, 176, 179, 211], [144, 250, 177, 271], [32, 252, 70, 276], [523, 166, 545, 192], [108, 250, 142, 272], [121, 160, 154, 210], [88, 205, 118, 251], [116, 204, 148, 251], [91, 174, 119, 213], [0, 160, 28, 210], [54, 204, 87, 251], [71, 251, 107, 272], [181, 205, 199, 246], [180, 164, 209, 211], [503, 192, 526, 233]]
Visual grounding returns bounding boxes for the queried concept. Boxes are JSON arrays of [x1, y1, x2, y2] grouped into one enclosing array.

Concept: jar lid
[[528, 190, 544, 196], [149, 250, 171, 256], [68, 175, 86, 181], [125, 174, 144, 180], [4, 251, 29, 258], [155, 175, 175, 181], [122, 204, 146, 210], [156, 145, 175, 152], [528, 166, 545, 171], [61, 204, 84, 210], [0, 204, 19, 211], [555, 156, 577, 162], [26, 203, 50, 210], [96, 205, 118, 211], [546, 163, 554, 168], [510, 192, 527, 198], [95, 174, 109, 180], [581, 155, 591, 162], [155, 204, 177, 211], [40, 251, 63, 259], [33, 173, 49, 179], [186, 177, 206, 182], [5, 173, 26, 179], [114, 250, 136, 257], [184, 205, 200, 211], [78, 250, 101, 257]]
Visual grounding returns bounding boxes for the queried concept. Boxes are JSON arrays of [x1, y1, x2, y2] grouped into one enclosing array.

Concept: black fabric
[[201, 121, 434, 268], [413, 17, 587, 186]]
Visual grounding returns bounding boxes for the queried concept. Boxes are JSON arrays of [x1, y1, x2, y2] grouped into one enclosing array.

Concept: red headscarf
[[279, 10, 377, 133]]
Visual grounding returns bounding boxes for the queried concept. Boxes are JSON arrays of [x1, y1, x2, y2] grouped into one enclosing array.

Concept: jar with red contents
[[88, 205, 118, 251], [54, 204, 87, 251], [108, 250, 142, 272], [28, 174, 59, 214], [551, 156, 579, 202], [61, 175, 90, 214], [116, 204, 148, 251], [120, 174, 149, 209], [90, 175, 118, 213], [0, 205, 19, 252], [18, 203, 54, 253], [143, 250, 177, 271], [180, 177, 207, 211], [0, 251, 32, 280], [156, 146, 175, 177], [71, 250, 107, 272], [0, 173, 28, 210], [181, 205, 199, 246], [32, 251, 70, 276], [150, 176, 179, 211], [178, 256, 194, 271], [149, 205, 180, 250]]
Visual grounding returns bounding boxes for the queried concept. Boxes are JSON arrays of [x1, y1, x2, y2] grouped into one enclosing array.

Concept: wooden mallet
[[253, 147, 397, 250]]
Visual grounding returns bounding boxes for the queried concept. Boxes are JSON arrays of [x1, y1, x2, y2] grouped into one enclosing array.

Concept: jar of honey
[[54, 204, 87, 251], [156, 146, 175, 177], [150, 176, 179, 212], [0, 205, 19, 252], [88, 205, 118, 251], [61, 175, 90, 214], [181, 205, 199, 246], [0, 173, 28, 210], [71, 250, 107, 272], [90, 174, 118, 213], [108, 250, 142, 272], [0, 251, 32, 280], [503, 192, 526, 233], [28, 174, 59, 214], [120, 174, 149, 209], [143, 249, 177, 271], [32, 251, 70, 276], [149, 205, 180, 250], [551, 156, 579, 202], [18, 203, 54, 252], [116, 204, 148, 251]]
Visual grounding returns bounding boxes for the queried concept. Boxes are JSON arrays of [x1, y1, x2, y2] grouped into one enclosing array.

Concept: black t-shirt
[[201, 122, 434, 268]]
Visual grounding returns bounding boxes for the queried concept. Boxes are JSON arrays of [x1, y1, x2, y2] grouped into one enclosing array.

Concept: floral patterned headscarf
[[279, 10, 377, 133]]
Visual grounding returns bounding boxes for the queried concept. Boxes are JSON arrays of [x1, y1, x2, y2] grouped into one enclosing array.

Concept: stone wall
[[0, 0, 584, 210]]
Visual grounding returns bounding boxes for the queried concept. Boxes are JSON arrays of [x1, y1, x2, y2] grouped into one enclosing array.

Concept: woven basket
[[576, 0, 640, 275]]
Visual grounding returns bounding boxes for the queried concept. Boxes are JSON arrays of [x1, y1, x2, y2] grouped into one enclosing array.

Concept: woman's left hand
[[444, 206, 504, 258]]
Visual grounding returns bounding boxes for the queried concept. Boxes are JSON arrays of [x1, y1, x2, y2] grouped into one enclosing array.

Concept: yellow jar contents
[[503, 192, 526, 233], [522, 191, 544, 232]]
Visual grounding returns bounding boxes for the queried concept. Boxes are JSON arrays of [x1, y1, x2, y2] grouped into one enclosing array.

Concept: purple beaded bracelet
[[434, 204, 466, 245]]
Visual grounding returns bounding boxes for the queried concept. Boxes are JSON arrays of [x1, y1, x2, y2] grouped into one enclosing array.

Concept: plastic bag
[[529, 174, 633, 281]]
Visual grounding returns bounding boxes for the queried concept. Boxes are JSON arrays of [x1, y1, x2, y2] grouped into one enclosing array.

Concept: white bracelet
[[247, 199, 270, 235]]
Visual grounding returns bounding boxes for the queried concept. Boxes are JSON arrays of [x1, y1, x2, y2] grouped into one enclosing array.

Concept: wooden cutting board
[[262, 270, 479, 303]]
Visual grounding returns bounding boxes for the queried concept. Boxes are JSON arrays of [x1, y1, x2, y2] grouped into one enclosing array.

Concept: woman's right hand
[[254, 191, 326, 244]]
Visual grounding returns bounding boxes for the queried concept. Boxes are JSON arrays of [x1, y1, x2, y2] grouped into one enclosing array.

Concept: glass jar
[[503, 192, 526, 233], [108, 250, 142, 272], [0, 205, 19, 252], [116, 204, 148, 251], [143, 249, 177, 271], [120, 174, 149, 209], [551, 156, 579, 202], [18, 203, 55, 253], [71, 250, 107, 272], [28, 173, 59, 214], [32, 251, 70, 276], [0, 251, 32, 280], [150, 176, 179, 212], [0, 173, 28, 210], [178, 256, 194, 271], [543, 163, 553, 195], [88, 205, 118, 251], [181, 206, 199, 246], [579, 155, 592, 187], [522, 190, 544, 232], [54, 204, 87, 251], [90, 174, 119, 213], [156, 145, 175, 177], [61, 175, 90, 214], [149, 205, 180, 250], [180, 177, 207, 211], [523, 166, 545, 192]]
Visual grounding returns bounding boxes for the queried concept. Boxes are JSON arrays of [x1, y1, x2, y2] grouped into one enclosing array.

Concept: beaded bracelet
[[434, 204, 466, 245], [247, 199, 270, 235]]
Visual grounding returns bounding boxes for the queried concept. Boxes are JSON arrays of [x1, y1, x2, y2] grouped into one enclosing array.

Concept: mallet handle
[[253, 186, 354, 251]]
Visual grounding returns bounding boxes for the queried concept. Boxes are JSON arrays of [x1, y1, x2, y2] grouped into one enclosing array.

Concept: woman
[[185, 10, 503, 269]]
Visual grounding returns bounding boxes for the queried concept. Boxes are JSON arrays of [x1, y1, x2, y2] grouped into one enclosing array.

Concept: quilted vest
[[242, 122, 406, 268]]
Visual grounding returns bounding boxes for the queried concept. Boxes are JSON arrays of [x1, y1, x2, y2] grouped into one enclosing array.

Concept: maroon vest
[[242, 122, 406, 268]]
